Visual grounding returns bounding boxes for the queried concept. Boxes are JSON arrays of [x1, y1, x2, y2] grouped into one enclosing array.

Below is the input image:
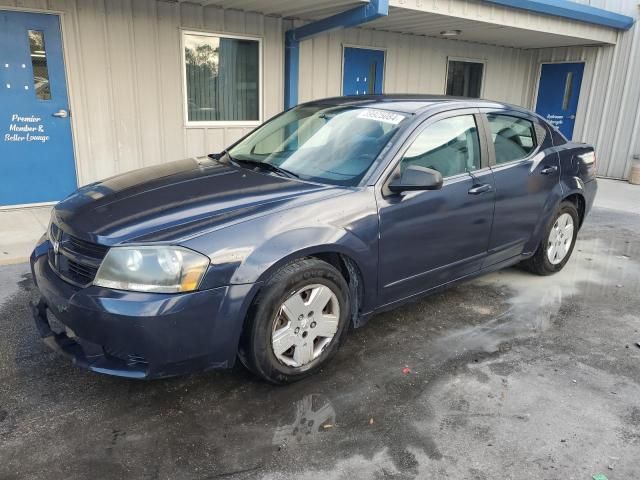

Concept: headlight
[[93, 246, 210, 293]]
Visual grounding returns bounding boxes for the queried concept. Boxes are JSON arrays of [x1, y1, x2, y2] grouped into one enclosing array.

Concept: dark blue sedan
[[30, 95, 598, 383]]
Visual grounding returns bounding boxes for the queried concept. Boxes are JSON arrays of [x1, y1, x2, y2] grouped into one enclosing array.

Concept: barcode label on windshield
[[357, 109, 405, 125]]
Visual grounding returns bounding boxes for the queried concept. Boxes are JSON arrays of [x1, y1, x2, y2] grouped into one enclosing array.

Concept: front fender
[[183, 188, 380, 311], [239, 226, 372, 283]]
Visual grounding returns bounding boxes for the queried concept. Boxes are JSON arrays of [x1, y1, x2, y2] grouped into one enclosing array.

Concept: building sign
[[4, 113, 50, 143], [545, 114, 564, 128]]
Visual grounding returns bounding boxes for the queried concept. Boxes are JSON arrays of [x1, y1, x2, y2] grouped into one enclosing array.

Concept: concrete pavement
[[0, 204, 639, 478], [0, 206, 51, 266]]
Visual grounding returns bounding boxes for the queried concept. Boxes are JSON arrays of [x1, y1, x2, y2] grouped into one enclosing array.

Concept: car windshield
[[227, 104, 409, 186]]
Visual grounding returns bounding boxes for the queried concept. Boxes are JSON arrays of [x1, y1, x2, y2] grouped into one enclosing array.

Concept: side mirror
[[388, 165, 443, 193]]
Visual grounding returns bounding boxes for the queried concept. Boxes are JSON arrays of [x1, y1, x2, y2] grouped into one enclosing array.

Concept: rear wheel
[[239, 258, 350, 384], [521, 201, 579, 275]]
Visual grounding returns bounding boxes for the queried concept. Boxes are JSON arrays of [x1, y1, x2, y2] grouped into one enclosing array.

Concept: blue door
[[535, 62, 584, 139], [0, 11, 77, 207], [342, 47, 384, 96]]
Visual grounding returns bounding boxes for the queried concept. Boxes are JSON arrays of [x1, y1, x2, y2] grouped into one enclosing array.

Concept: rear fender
[[523, 181, 566, 255]]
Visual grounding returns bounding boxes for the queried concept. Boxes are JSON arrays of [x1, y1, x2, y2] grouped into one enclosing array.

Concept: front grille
[[49, 223, 109, 287]]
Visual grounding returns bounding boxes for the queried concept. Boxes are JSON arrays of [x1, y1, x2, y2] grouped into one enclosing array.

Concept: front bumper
[[30, 240, 256, 379]]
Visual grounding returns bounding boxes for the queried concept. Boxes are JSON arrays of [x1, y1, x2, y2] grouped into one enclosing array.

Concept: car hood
[[53, 157, 342, 245]]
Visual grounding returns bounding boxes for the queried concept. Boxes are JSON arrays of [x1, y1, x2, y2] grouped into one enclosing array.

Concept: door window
[[28, 30, 51, 100], [487, 114, 536, 164], [399, 115, 480, 178]]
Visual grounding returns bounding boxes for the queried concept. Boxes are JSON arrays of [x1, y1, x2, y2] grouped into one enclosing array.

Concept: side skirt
[[355, 254, 525, 327]]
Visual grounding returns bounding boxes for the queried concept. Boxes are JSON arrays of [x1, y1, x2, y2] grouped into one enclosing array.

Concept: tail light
[[579, 151, 596, 170]]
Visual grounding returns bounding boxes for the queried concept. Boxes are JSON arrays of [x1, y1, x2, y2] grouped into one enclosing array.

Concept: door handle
[[468, 184, 493, 195], [540, 165, 558, 175], [52, 109, 69, 118]]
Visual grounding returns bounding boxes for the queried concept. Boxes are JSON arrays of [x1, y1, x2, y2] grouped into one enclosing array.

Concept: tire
[[238, 258, 351, 384], [521, 200, 580, 276]]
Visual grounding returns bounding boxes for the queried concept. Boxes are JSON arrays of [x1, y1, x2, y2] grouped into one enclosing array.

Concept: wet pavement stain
[[0, 207, 639, 479]]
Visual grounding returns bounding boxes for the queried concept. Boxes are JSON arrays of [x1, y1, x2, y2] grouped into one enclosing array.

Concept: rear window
[[487, 114, 537, 164]]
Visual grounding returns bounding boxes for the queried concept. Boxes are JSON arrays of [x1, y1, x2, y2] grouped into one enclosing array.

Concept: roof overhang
[[483, 0, 634, 30], [195, 0, 370, 20], [365, 0, 629, 48], [185, 0, 635, 48]]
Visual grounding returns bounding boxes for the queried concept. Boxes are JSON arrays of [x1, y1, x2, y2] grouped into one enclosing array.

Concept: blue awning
[[483, 0, 635, 30]]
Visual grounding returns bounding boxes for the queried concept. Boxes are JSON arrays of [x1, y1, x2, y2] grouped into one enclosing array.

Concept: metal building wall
[[296, 24, 536, 108], [2, 0, 635, 184], [0, 0, 285, 186], [537, 0, 639, 179]]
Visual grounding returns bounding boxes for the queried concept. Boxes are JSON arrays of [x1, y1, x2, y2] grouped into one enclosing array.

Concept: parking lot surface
[[0, 206, 639, 480]]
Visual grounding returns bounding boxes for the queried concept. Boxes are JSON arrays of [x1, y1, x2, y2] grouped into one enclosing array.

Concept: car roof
[[302, 94, 532, 117]]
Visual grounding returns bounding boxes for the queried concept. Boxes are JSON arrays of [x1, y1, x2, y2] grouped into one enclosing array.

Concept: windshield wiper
[[233, 158, 300, 179]]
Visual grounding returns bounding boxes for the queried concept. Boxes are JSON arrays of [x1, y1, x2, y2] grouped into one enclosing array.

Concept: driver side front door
[[376, 110, 495, 307]]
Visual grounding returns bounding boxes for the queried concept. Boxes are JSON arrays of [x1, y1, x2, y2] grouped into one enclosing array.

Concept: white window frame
[[181, 29, 263, 128], [445, 56, 487, 99]]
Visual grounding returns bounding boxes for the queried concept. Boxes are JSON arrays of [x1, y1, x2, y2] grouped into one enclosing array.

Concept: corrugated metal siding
[[0, 0, 284, 185], [535, 1, 640, 179], [2, 0, 637, 183], [297, 24, 535, 110]]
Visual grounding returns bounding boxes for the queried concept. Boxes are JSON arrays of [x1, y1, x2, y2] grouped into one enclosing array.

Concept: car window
[[399, 115, 480, 178], [487, 114, 537, 164], [229, 105, 408, 186]]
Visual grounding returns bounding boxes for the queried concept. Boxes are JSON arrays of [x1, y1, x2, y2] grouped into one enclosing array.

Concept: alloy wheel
[[547, 212, 575, 265], [271, 284, 340, 368]]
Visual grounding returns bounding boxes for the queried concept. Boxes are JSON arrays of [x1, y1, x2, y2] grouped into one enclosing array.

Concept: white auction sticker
[[357, 109, 405, 125]]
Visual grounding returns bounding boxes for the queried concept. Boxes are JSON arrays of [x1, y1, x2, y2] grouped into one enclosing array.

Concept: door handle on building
[[468, 184, 493, 195], [541, 166, 558, 175], [52, 109, 69, 118]]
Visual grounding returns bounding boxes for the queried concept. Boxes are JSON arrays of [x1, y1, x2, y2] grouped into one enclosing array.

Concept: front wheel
[[239, 258, 351, 384], [521, 201, 579, 275]]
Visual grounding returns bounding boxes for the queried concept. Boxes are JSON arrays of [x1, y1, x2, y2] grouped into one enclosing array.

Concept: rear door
[[376, 110, 495, 306], [479, 110, 559, 266]]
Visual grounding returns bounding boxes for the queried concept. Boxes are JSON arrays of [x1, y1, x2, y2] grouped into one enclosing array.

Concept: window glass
[[562, 72, 574, 111], [28, 30, 51, 100], [446, 60, 483, 98], [228, 105, 407, 186], [487, 114, 537, 164], [184, 33, 259, 122], [400, 115, 480, 178]]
